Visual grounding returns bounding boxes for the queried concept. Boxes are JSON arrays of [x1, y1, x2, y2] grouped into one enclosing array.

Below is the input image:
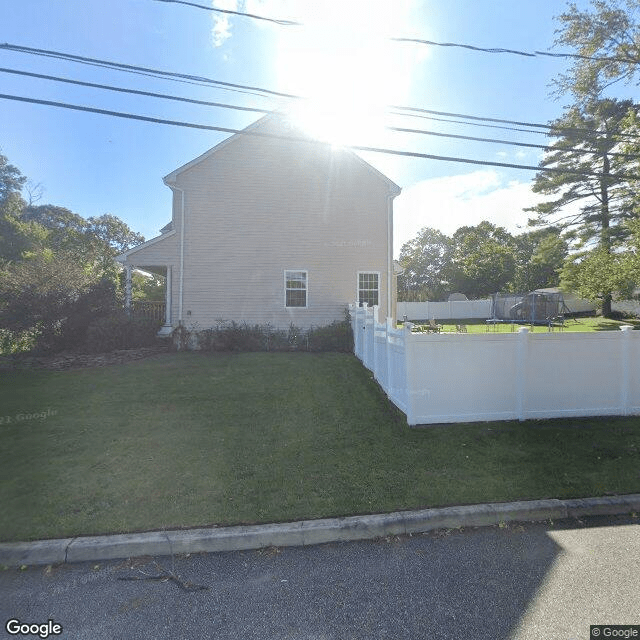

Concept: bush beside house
[[171, 316, 354, 353]]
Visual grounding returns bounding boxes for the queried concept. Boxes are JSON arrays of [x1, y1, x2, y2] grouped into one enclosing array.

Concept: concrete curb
[[2, 494, 639, 567]]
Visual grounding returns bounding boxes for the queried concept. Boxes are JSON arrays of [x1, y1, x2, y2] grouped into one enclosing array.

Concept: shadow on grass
[[592, 318, 640, 331]]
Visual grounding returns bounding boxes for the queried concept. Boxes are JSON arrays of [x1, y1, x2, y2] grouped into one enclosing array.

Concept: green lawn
[[1, 351, 640, 542], [415, 316, 640, 333]]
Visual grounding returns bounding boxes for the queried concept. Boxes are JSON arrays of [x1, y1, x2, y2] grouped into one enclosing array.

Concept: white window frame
[[357, 271, 380, 308], [284, 269, 308, 309]]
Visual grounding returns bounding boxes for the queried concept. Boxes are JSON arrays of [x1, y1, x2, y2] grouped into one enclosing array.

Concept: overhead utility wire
[[0, 67, 269, 115], [388, 110, 556, 137], [390, 104, 552, 131], [3, 66, 636, 159], [149, 0, 640, 67], [389, 107, 640, 143], [1, 93, 637, 180], [387, 124, 638, 160], [0, 43, 297, 100], [5, 43, 639, 144], [390, 37, 640, 66], [7, 66, 637, 161], [152, 0, 301, 25]]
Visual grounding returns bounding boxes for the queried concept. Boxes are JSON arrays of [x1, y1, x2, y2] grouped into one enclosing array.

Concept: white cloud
[[211, 0, 238, 47], [393, 170, 544, 256]]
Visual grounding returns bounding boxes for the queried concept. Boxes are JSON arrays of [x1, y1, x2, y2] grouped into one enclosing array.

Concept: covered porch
[[117, 226, 179, 338], [121, 263, 174, 337]]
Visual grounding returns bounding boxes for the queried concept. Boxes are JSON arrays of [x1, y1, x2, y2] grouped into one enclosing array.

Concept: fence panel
[[522, 331, 629, 419], [385, 325, 409, 414], [373, 321, 389, 393], [353, 301, 640, 425], [404, 332, 521, 424], [398, 299, 492, 321]]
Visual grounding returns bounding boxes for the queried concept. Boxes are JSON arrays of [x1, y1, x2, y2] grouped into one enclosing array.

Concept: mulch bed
[[0, 345, 170, 371]]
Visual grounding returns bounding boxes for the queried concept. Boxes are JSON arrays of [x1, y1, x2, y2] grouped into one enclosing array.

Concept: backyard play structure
[[488, 291, 572, 326]]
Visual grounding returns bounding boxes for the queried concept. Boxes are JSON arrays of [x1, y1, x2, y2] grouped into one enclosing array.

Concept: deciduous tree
[[397, 227, 453, 300], [448, 222, 517, 298]]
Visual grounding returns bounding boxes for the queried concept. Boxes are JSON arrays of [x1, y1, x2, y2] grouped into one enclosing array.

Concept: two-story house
[[117, 114, 401, 335]]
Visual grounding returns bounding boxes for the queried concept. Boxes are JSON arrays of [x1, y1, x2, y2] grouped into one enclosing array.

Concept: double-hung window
[[285, 270, 308, 308], [358, 272, 379, 307]]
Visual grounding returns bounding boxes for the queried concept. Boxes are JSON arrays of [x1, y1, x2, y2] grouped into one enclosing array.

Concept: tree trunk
[[600, 152, 613, 317], [602, 293, 612, 317]]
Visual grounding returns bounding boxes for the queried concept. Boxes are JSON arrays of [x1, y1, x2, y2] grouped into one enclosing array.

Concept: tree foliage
[[397, 221, 567, 301], [526, 99, 637, 314], [397, 227, 453, 300], [512, 228, 568, 292], [554, 0, 640, 102], [0, 150, 149, 353], [132, 271, 166, 302], [448, 222, 517, 298], [0, 152, 26, 200]]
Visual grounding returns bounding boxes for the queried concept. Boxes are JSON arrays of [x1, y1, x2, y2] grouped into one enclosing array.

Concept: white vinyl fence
[[351, 304, 640, 426], [397, 299, 492, 321], [398, 297, 637, 320]]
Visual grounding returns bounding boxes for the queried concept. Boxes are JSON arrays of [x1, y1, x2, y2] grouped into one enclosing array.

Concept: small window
[[358, 272, 379, 307], [285, 270, 307, 308]]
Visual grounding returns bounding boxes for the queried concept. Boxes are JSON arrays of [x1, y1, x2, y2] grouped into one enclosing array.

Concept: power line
[[387, 124, 638, 160], [0, 67, 269, 115], [389, 105, 640, 143], [390, 37, 640, 66], [0, 43, 297, 100], [1, 92, 637, 180], [148, 0, 640, 67], [388, 110, 554, 137], [152, 0, 301, 26], [390, 104, 551, 131], [5, 42, 640, 144], [4, 65, 637, 160]]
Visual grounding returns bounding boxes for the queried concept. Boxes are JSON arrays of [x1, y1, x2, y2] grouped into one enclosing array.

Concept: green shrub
[[85, 313, 160, 353], [171, 316, 354, 353], [0, 328, 37, 355], [307, 319, 353, 352]]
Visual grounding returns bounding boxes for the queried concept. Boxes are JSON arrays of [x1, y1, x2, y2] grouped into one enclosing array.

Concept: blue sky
[[2, 0, 636, 256]]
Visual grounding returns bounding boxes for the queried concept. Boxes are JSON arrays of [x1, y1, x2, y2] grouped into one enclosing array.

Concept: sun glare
[[276, 0, 413, 146]]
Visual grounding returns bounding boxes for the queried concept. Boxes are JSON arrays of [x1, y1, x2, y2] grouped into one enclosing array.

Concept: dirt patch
[[1, 345, 170, 371]]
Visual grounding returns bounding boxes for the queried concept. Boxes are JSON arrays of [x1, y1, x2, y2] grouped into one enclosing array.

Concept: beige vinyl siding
[[171, 129, 393, 329], [125, 233, 179, 267]]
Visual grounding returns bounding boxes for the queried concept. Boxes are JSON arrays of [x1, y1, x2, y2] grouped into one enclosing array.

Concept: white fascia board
[[116, 230, 177, 263], [345, 148, 402, 197]]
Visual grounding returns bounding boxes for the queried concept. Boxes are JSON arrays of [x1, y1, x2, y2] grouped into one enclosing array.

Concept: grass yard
[[417, 316, 640, 333], [1, 351, 640, 542]]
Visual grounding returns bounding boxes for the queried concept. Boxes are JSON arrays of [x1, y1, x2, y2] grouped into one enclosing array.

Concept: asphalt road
[[1, 515, 638, 640]]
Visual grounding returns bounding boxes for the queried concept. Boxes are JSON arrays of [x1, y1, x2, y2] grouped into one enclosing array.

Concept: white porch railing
[[350, 304, 640, 426]]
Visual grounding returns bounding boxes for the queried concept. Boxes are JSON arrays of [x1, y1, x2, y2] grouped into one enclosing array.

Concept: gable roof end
[[162, 113, 401, 196]]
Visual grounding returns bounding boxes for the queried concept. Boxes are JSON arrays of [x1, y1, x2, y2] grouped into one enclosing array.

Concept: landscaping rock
[[7, 345, 169, 371]]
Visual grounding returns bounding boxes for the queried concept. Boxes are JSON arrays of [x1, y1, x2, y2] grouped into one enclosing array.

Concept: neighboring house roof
[[162, 112, 401, 196]]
